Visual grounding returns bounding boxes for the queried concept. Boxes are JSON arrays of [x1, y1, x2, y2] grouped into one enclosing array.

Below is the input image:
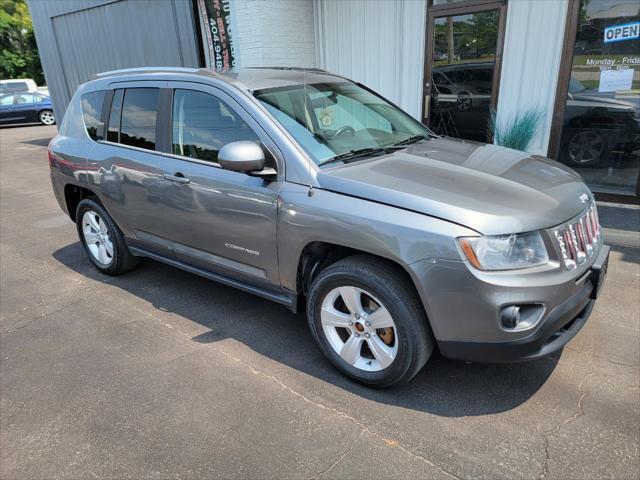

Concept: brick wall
[[231, 0, 317, 68]]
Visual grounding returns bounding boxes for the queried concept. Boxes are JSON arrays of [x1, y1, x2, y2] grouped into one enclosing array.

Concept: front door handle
[[163, 173, 190, 184]]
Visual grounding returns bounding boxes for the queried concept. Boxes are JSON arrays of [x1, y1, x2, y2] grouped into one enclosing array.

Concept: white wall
[[314, 0, 427, 119], [231, 0, 316, 67], [496, 0, 569, 155]]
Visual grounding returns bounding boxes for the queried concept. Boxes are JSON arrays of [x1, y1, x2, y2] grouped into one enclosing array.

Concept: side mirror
[[218, 141, 277, 179], [218, 141, 265, 172]]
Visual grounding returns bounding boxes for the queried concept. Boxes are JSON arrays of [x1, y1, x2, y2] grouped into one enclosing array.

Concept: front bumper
[[410, 245, 610, 363], [438, 282, 594, 362]]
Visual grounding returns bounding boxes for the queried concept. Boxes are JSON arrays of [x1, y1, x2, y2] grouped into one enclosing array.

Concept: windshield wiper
[[318, 146, 399, 167], [392, 134, 430, 147]]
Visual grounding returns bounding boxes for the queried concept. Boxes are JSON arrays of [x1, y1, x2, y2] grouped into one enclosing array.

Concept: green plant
[[489, 106, 545, 152], [0, 0, 44, 84]]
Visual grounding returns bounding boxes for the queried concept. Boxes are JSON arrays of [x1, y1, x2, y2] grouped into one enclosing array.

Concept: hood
[[317, 138, 592, 235], [571, 92, 638, 110]]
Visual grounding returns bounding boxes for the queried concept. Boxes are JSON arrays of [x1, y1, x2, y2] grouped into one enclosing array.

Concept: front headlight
[[458, 231, 549, 271]]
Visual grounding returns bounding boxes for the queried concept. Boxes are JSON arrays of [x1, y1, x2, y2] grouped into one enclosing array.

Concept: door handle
[[163, 173, 190, 184]]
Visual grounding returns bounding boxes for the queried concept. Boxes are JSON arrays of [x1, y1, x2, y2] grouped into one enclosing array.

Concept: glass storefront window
[[429, 10, 500, 142], [558, 0, 640, 198]]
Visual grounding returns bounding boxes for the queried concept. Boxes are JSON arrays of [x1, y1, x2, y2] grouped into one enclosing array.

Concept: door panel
[[155, 84, 282, 289], [155, 157, 280, 287], [0, 105, 14, 123], [89, 85, 166, 257], [12, 93, 38, 123], [88, 142, 165, 255]]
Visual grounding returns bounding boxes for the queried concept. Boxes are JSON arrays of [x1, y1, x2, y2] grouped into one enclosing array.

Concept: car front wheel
[[307, 256, 434, 388]]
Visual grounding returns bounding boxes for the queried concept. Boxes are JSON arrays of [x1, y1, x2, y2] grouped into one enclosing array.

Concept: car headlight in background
[[458, 231, 549, 271]]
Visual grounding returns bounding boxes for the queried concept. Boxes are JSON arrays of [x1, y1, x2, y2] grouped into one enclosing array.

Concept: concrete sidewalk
[[1, 125, 638, 479]]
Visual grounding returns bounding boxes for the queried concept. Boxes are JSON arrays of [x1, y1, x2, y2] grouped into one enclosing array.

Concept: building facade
[[28, 0, 639, 203]]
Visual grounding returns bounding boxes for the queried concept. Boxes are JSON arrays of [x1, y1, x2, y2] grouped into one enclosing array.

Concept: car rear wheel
[[39, 109, 55, 125], [307, 256, 434, 388], [76, 198, 139, 275]]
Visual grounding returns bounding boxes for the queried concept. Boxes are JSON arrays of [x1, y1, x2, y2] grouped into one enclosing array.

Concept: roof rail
[[246, 66, 330, 74], [89, 67, 201, 80]]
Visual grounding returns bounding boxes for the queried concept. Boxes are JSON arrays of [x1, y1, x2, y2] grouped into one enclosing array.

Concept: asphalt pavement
[[1, 125, 639, 479]]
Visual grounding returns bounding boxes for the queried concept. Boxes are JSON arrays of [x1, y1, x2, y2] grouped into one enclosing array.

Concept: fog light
[[501, 306, 521, 329], [500, 304, 545, 331]]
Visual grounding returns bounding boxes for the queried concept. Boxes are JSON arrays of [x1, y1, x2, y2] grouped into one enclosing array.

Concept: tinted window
[[107, 89, 123, 143], [172, 89, 259, 163], [81, 91, 105, 141], [120, 88, 159, 150]]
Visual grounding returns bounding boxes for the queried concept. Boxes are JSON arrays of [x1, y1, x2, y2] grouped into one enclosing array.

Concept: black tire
[[306, 255, 434, 388], [75, 197, 139, 275]]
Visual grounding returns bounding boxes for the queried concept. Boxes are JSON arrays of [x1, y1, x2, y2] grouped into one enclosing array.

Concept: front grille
[[553, 202, 601, 270]]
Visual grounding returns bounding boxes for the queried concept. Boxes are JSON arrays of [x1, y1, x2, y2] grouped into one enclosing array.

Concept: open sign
[[604, 22, 640, 43]]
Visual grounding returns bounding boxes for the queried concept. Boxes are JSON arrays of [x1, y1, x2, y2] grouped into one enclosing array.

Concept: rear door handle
[[163, 173, 190, 184]]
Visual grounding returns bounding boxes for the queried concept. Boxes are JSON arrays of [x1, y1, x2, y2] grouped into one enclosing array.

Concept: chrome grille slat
[[553, 202, 601, 270]]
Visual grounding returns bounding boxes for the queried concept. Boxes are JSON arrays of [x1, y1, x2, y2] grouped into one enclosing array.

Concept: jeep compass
[[48, 67, 609, 387]]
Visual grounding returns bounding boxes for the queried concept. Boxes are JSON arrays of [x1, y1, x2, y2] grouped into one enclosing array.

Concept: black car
[[0, 92, 55, 126], [559, 78, 640, 167]]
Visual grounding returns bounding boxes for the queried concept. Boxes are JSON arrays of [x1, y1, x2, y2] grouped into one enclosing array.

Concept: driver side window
[[171, 89, 259, 163]]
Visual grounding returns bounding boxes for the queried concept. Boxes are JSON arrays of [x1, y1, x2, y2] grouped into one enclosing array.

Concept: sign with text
[[197, 0, 235, 69], [599, 68, 634, 92], [604, 22, 640, 43]]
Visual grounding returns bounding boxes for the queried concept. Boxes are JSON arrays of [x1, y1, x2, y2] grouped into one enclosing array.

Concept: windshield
[[253, 81, 431, 165], [568, 77, 586, 94]]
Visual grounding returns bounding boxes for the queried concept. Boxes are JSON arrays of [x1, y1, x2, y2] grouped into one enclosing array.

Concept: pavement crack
[[539, 372, 599, 479], [129, 304, 193, 338], [4, 300, 81, 333], [565, 345, 639, 369], [0, 294, 46, 321], [215, 347, 462, 480], [314, 430, 364, 479]]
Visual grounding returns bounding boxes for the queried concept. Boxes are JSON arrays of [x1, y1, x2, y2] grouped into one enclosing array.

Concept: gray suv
[[49, 67, 609, 387]]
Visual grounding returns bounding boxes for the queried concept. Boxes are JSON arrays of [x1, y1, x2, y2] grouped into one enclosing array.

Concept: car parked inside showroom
[[559, 77, 640, 167], [48, 67, 609, 387]]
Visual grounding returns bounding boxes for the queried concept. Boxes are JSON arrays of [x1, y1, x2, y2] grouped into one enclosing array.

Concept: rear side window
[[120, 88, 159, 150], [80, 91, 105, 141], [171, 89, 259, 163]]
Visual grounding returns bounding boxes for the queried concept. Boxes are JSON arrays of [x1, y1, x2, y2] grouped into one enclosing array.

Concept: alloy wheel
[[39, 110, 55, 125], [568, 131, 604, 165], [82, 210, 114, 266], [320, 286, 398, 372]]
